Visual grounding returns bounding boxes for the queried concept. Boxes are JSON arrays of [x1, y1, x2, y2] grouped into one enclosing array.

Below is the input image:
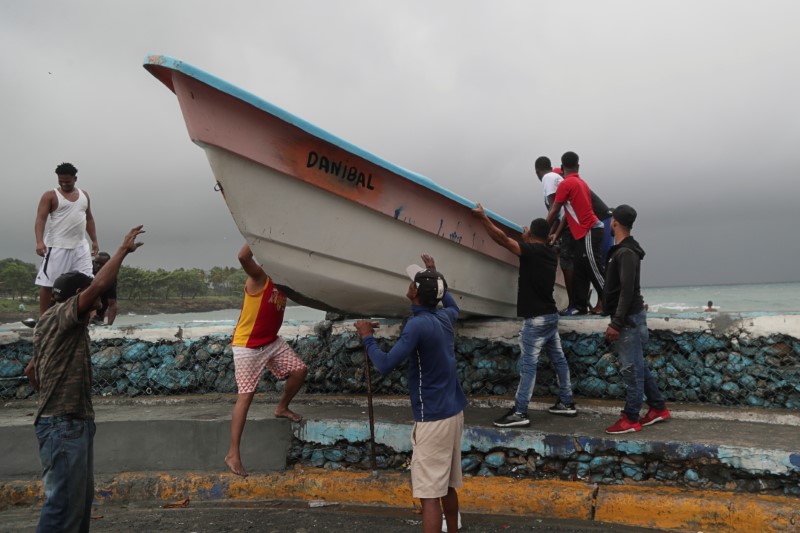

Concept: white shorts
[[35, 242, 93, 288], [232, 338, 307, 394], [410, 411, 464, 499]]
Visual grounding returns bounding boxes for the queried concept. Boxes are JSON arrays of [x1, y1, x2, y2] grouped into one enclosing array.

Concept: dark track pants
[[572, 226, 605, 314]]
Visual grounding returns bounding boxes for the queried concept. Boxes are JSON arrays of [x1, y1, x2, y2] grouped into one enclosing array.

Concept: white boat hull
[[207, 146, 539, 317]]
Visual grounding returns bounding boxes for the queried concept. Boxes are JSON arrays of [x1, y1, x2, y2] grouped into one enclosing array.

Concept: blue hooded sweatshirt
[[361, 292, 466, 422]]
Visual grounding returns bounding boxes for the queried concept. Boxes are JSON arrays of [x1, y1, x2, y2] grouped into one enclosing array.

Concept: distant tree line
[[0, 258, 247, 301]]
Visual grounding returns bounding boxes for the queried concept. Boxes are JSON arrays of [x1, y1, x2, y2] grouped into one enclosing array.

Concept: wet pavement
[[0, 500, 669, 532]]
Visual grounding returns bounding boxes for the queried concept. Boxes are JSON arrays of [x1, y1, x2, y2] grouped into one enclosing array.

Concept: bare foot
[[225, 454, 248, 477], [274, 408, 303, 422]]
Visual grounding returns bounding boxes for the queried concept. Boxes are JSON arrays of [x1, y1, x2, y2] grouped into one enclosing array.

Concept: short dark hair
[[529, 218, 549, 240], [561, 151, 579, 169], [534, 156, 552, 172], [55, 162, 78, 176]]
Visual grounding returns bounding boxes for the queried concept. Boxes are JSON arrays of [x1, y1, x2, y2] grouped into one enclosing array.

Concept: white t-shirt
[[541, 171, 563, 204], [541, 171, 564, 218]]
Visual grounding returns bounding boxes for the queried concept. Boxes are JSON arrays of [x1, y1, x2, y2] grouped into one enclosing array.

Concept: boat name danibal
[[306, 151, 376, 190]]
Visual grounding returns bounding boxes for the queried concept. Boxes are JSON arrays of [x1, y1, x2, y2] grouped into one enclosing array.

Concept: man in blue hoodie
[[355, 254, 465, 533], [602, 205, 670, 434]]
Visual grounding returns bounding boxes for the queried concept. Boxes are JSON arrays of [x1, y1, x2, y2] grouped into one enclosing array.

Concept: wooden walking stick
[[364, 348, 378, 475]]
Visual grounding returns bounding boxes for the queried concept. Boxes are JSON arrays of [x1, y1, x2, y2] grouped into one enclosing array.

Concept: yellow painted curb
[[3, 470, 798, 532], [596, 484, 800, 532]]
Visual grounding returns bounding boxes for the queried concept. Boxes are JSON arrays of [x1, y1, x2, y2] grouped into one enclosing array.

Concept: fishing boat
[[144, 55, 566, 318]]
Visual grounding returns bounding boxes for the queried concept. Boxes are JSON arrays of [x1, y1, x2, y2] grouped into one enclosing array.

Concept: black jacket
[[602, 236, 645, 330]]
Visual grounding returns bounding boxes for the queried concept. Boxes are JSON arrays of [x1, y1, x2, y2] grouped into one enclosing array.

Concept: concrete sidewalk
[[2, 395, 799, 531]]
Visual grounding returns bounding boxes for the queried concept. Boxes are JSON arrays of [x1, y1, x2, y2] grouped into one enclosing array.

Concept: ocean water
[[0, 305, 326, 332], [2, 282, 798, 332], [643, 281, 800, 314]]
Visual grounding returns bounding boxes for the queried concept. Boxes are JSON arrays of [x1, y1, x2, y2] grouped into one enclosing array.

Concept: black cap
[[405, 264, 448, 307], [52, 271, 93, 302], [612, 204, 637, 228]]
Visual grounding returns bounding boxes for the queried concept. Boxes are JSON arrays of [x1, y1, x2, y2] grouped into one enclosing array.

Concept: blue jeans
[[515, 313, 574, 414], [35, 416, 96, 533], [614, 311, 665, 421]]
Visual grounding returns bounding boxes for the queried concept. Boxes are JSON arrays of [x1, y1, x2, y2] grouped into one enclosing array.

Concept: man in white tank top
[[34, 162, 99, 316]]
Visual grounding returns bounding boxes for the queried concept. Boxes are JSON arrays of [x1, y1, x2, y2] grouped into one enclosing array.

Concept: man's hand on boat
[[471, 203, 488, 220], [354, 320, 380, 339], [421, 254, 436, 270]]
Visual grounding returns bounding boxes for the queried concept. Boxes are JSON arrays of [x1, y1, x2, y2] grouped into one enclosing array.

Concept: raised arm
[[420, 254, 459, 322], [78, 226, 144, 315], [238, 244, 268, 290], [470, 204, 521, 256]]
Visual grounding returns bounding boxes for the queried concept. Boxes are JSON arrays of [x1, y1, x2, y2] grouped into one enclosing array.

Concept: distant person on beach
[[705, 301, 717, 312], [225, 244, 308, 477], [34, 163, 99, 316], [27, 226, 144, 532], [545, 152, 606, 316], [602, 205, 670, 434], [355, 255, 465, 533], [471, 204, 577, 426], [91, 252, 117, 325]]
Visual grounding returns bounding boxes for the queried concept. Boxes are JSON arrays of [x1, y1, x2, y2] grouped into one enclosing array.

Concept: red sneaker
[[605, 413, 641, 434], [640, 406, 671, 427]]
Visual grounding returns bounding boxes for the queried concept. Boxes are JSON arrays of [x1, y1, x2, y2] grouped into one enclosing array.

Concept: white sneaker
[[441, 511, 462, 532]]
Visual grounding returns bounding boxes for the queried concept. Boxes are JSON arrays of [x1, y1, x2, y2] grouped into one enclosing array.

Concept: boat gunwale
[[143, 54, 524, 234]]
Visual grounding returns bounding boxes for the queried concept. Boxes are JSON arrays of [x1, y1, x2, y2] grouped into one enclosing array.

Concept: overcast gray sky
[[2, 1, 798, 287]]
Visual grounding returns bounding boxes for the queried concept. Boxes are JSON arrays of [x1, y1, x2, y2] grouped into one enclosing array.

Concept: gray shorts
[[557, 231, 575, 270]]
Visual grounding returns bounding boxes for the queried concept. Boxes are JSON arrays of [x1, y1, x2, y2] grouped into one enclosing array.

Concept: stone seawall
[[287, 415, 800, 496], [2, 313, 799, 411]]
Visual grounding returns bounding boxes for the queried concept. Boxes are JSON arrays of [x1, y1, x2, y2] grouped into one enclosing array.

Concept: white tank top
[[45, 188, 89, 248]]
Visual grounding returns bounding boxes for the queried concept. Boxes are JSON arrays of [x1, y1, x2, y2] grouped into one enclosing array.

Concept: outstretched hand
[[122, 225, 145, 253], [354, 320, 380, 339]]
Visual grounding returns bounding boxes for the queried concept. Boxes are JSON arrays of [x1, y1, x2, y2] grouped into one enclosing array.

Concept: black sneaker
[[493, 409, 530, 428], [548, 401, 578, 417]]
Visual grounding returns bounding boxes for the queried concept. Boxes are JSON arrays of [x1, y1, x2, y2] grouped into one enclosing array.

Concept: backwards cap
[[405, 264, 447, 307], [52, 271, 93, 302]]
